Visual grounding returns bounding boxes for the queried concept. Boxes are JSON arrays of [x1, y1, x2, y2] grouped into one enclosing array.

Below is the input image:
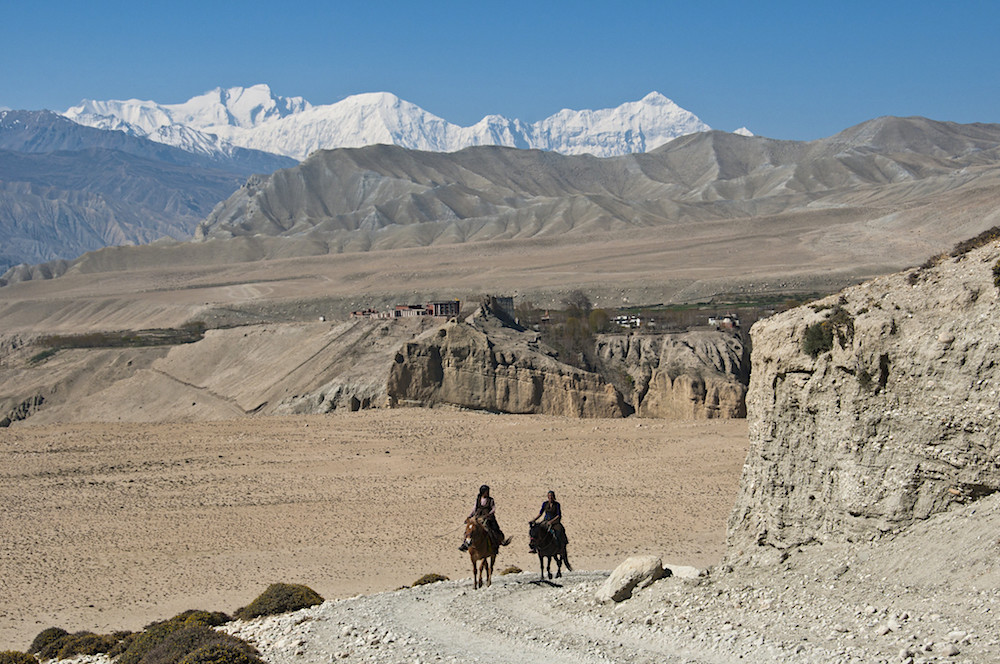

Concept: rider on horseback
[[460, 484, 511, 551], [529, 490, 568, 553]]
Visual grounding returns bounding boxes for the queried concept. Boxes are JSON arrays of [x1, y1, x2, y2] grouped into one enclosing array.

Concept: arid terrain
[[0, 410, 748, 651], [3, 117, 1000, 663]]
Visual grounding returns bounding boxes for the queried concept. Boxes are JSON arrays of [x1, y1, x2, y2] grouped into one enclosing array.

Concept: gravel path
[[223, 492, 1000, 664]]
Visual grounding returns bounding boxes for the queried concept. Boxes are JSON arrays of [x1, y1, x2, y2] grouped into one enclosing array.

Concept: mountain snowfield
[[63, 84, 721, 160]]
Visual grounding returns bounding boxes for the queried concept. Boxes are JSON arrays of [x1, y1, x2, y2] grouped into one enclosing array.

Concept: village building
[[708, 314, 740, 330], [352, 299, 463, 319], [613, 314, 643, 329], [426, 300, 461, 317], [394, 305, 426, 318]]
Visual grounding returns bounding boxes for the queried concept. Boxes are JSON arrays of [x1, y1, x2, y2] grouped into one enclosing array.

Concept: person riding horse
[[460, 484, 511, 551], [529, 490, 567, 553]]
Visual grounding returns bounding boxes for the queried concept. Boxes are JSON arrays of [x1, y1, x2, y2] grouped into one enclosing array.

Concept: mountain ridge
[[191, 116, 1000, 247], [63, 85, 714, 160], [0, 110, 296, 272]]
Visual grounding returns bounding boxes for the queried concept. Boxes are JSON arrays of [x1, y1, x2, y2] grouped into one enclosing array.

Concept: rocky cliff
[[727, 234, 1000, 564], [596, 331, 749, 419], [387, 308, 628, 418], [3, 302, 752, 424]]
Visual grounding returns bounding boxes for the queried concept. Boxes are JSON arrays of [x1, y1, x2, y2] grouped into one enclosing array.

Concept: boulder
[[596, 555, 669, 603]]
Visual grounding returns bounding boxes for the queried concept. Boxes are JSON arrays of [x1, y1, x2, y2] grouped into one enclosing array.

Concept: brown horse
[[462, 517, 496, 589]]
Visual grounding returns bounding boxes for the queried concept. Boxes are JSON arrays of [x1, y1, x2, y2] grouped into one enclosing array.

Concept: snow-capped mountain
[[63, 86, 716, 161]]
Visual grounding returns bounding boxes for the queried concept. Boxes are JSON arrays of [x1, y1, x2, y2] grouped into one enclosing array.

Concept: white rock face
[[63, 86, 712, 160], [595, 554, 668, 603], [727, 237, 1000, 564]]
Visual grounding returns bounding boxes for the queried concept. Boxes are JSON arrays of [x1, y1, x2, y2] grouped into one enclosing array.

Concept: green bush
[[30, 629, 124, 660], [802, 306, 854, 357], [55, 632, 121, 658], [112, 610, 231, 664], [179, 644, 264, 664], [802, 321, 833, 357], [233, 584, 323, 620], [411, 573, 448, 586], [993, 259, 1000, 290], [0, 652, 38, 664], [28, 628, 67, 657], [141, 627, 257, 664]]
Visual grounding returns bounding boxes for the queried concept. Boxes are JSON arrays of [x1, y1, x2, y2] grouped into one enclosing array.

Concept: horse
[[462, 517, 496, 589], [528, 522, 572, 580]]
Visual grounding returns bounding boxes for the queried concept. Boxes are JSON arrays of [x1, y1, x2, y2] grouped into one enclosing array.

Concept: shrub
[[0, 652, 38, 664], [28, 628, 67, 657], [55, 632, 121, 658], [411, 573, 448, 587], [28, 348, 58, 365], [826, 306, 855, 347], [31, 629, 123, 660], [141, 627, 257, 664], [179, 644, 264, 664], [951, 225, 1000, 257], [499, 566, 522, 575], [233, 584, 323, 620], [112, 610, 230, 664], [993, 259, 1000, 290], [802, 322, 833, 357], [174, 611, 231, 628], [802, 306, 854, 358]]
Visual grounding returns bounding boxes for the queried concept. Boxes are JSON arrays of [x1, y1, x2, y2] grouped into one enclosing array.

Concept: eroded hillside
[[728, 233, 1000, 563]]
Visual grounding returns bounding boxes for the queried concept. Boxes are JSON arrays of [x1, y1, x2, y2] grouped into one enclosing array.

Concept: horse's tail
[[562, 547, 572, 571]]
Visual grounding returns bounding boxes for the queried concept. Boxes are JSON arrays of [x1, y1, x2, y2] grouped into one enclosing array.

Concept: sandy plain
[[0, 410, 747, 651]]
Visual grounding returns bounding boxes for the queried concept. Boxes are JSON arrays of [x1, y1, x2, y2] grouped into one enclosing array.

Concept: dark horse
[[463, 517, 496, 589], [528, 523, 571, 580]]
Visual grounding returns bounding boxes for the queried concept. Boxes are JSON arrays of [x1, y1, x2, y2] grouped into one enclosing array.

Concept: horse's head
[[463, 517, 483, 548], [528, 522, 545, 549]]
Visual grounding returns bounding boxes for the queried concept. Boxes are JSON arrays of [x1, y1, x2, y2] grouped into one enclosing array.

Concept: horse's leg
[[555, 552, 562, 578], [472, 556, 480, 589], [537, 553, 544, 580]]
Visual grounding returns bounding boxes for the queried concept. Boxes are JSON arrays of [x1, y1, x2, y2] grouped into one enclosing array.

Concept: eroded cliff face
[[727, 239, 1000, 565], [596, 332, 749, 419], [387, 313, 628, 418]]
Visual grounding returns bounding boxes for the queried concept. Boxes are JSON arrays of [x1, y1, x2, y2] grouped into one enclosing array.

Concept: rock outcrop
[[387, 308, 628, 418], [727, 237, 1000, 564], [596, 331, 749, 419]]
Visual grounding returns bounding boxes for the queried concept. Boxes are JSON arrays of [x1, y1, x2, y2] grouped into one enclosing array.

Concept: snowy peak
[[532, 91, 711, 155], [63, 86, 718, 161], [65, 84, 310, 134], [171, 84, 312, 129]]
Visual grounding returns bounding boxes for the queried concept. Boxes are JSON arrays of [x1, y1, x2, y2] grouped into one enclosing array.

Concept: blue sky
[[3, 0, 998, 140]]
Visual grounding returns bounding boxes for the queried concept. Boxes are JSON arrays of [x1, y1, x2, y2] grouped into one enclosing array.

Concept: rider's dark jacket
[[537, 499, 561, 522]]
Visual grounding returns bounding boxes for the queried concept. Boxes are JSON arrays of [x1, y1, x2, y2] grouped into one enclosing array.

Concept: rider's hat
[[479, 484, 490, 494]]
